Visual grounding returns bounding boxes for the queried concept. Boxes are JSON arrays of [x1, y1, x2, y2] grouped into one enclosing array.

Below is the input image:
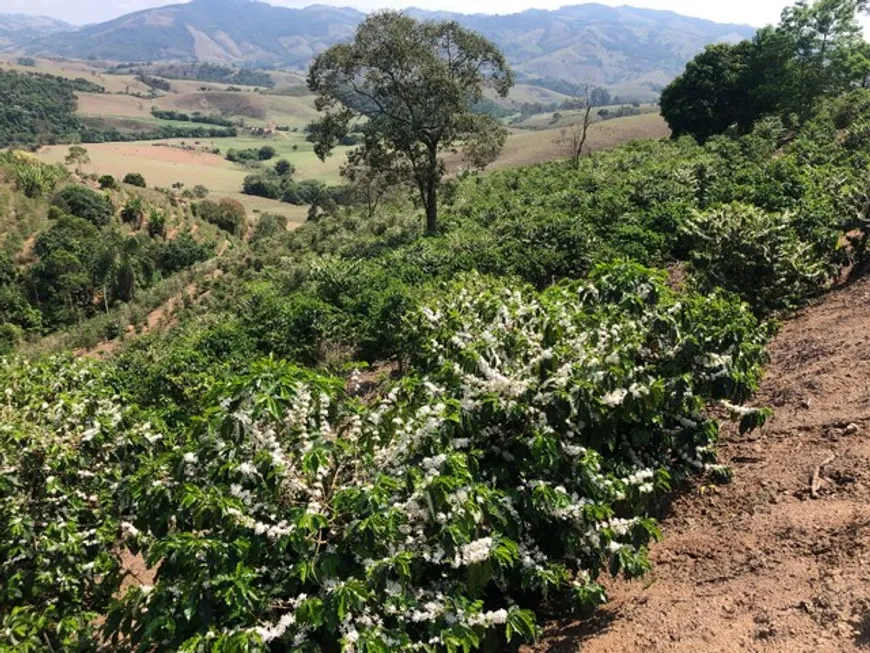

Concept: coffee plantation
[[5, 40, 870, 653]]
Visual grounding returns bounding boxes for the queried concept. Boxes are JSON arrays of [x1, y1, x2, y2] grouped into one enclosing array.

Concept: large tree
[[661, 0, 870, 142], [780, 0, 868, 118], [659, 42, 754, 143], [307, 11, 514, 233]]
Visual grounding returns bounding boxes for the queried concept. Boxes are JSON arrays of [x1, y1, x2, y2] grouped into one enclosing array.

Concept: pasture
[[0, 55, 152, 94], [37, 112, 668, 222], [512, 103, 661, 130], [37, 140, 318, 223], [447, 113, 671, 172]]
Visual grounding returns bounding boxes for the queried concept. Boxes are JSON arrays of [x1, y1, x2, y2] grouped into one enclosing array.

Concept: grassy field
[[77, 92, 154, 119], [37, 113, 667, 223], [0, 56, 152, 94], [37, 131, 349, 222], [18, 55, 668, 222], [513, 103, 660, 130], [446, 113, 670, 172], [2, 57, 317, 130], [492, 84, 573, 106], [37, 141, 312, 224], [77, 86, 321, 130]]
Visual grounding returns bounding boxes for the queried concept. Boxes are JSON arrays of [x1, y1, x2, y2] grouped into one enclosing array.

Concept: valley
[[0, 54, 669, 222]]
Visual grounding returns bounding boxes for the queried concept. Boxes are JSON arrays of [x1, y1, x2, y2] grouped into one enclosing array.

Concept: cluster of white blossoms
[[249, 593, 310, 643], [452, 537, 494, 567], [601, 388, 628, 407], [467, 609, 508, 627], [90, 267, 769, 651], [623, 468, 656, 494]]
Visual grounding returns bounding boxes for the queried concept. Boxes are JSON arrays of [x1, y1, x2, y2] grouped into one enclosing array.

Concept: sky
[[4, 0, 870, 33]]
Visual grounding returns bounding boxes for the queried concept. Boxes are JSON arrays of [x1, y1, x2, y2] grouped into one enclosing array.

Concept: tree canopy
[[661, 0, 870, 142], [307, 11, 514, 233]]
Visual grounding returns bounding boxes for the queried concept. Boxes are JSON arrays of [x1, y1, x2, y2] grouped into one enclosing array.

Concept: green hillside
[[0, 150, 244, 353], [2, 1, 869, 650], [4, 80, 870, 648]]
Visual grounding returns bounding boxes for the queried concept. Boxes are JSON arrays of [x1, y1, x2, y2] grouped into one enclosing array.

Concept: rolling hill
[[0, 13, 73, 49], [10, 0, 756, 99]]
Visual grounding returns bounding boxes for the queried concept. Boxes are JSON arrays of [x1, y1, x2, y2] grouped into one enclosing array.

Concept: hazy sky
[[5, 0, 870, 32]]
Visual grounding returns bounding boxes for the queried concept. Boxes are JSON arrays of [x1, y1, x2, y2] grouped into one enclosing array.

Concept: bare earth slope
[[539, 276, 870, 652]]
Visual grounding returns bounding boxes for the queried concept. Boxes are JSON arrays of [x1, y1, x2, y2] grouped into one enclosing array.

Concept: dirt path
[[539, 276, 870, 652]]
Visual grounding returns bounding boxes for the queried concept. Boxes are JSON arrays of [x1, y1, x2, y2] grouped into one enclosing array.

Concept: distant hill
[[12, 0, 757, 99], [0, 13, 73, 49], [408, 5, 755, 95], [15, 0, 361, 67]]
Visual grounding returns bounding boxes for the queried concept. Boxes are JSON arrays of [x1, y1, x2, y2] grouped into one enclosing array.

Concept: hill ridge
[[5, 3, 756, 99]]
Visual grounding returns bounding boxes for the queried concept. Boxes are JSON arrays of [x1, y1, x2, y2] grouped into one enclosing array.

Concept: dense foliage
[[4, 12, 870, 647], [227, 147, 277, 163], [150, 108, 236, 128], [122, 173, 147, 188], [0, 155, 223, 340], [127, 63, 276, 88], [662, 0, 870, 141], [241, 159, 352, 212], [136, 74, 171, 92], [0, 69, 81, 147], [194, 198, 248, 236], [0, 68, 235, 147], [78, 124, 238, 143], [52, 185, 114, 227]]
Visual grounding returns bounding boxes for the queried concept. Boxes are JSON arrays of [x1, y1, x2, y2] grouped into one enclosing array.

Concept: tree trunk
[[425, 183, 438, 234], [425, 148, 439, 234]]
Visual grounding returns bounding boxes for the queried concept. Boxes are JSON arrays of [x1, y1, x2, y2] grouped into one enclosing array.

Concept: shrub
[[0, 323, 23, 353], [106, 264, 769, 650], [282, 179, 327, 205], [98, 175, 118, 190], [14, 161, 62, 198], [250, 212, 288, 246], [258, 145, 276, 160], [147, 209, 167, 238], [274, 159, 295, 177], [195, 198, 247, 236], [225, 148, 261, 164], [191, 184, 209, 199], [157, 233, 212, 274], [242, 171, 283, 199], [121, 197, 145, 226], [682, 203, 831, 313], [123, 173, 147, 188], [52, 185, 113, 227]]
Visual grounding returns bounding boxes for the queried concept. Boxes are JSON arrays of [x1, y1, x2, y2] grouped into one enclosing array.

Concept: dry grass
[[0, 56, 152, 94], [514, 103, 659, 130], [448, 113, 670, 172], [498, 84, 572, 106], [159, 91, 267, 119], [37, 141, 311, 223], [77, 92, 155, 118], [257, 94, 321, 127]]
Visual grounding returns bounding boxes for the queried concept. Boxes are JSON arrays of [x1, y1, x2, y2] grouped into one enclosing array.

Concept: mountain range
[[2, 0, 757, 96], [0, 13, 73, 49]]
